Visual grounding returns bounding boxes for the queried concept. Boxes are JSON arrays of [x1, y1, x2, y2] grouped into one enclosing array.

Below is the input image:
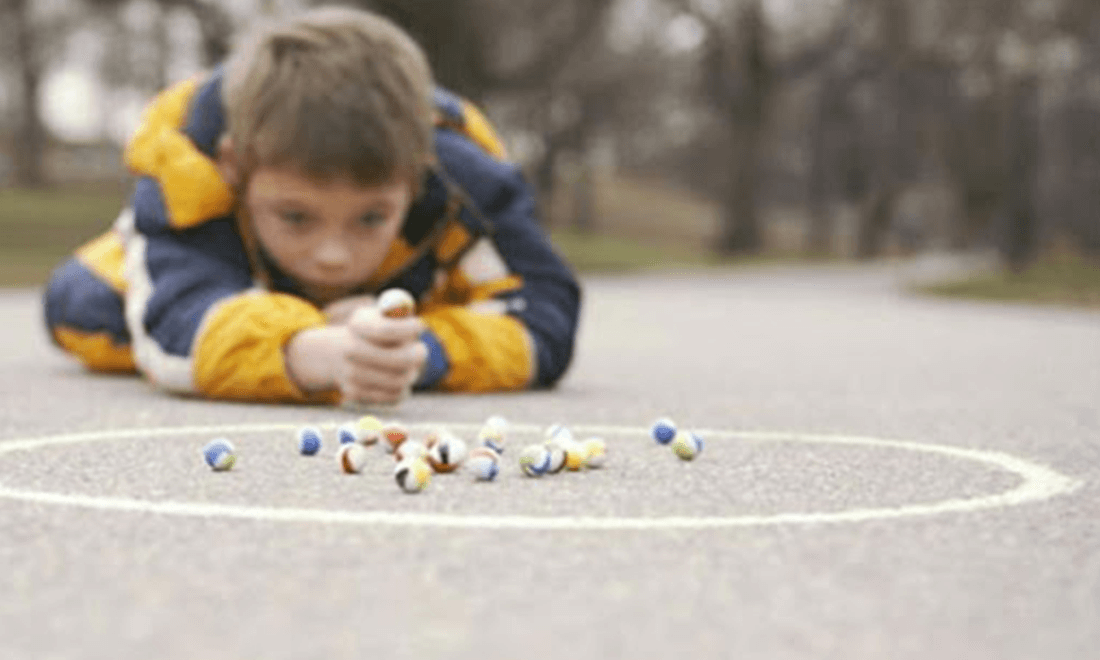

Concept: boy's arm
[[415, 133, 582, 392], [119, 179, 338, 403]]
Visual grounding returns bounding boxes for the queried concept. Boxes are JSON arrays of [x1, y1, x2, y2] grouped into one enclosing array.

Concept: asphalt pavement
[[0, 260, 1097, 660]]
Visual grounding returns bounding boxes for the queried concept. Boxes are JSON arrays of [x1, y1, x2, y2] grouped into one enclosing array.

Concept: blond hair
[[222, 5, 435, 189]]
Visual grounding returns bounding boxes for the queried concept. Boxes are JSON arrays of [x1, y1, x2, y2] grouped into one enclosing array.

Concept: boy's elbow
[[529, 287, 581, 388], [43, 258, 137, 373], [130, 335, 197, 395], [534, 344, 575, 388]]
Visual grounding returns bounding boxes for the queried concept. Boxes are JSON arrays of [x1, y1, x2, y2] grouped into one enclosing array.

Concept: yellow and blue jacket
[[44, 69, 581, 402]]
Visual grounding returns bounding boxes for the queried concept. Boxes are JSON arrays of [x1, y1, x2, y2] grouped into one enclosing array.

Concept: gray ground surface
[[1, 262, 1097, 660]]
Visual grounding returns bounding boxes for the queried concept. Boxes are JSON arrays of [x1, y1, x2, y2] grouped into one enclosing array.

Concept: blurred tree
[[1000, 75, 1040, 271], [671, 0, 849, 255], [173, 0, 233, 65], [1045, 41, 1100, 255], [332, 0, 616, 229], [334, 0, 615, 102], [700, 0, 770, 254], [806, 0, 1100, 266], [852, 0, 908, 259], [930, 0, 1094, 266], [1043, 0, 1100, 257], [807, 0, 946, 259], [8, 0, 48, 187], [541, 41, 666, 232], [86, 0, 232, 70]]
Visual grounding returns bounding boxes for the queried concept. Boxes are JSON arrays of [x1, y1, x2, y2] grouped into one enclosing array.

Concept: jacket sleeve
[[416, 131, 581, 392], [120, 182, 336, 403]]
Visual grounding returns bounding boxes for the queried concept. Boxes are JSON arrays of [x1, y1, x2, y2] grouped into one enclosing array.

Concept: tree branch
[[480, 0, 618, 91]]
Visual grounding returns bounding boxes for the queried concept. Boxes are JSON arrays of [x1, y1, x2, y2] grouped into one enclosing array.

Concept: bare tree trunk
[[572, 157, 595, 234], [853, 77, 899, 260], [713, 0, 769, 255], [720, 121, 762, 252], [422, 0, 486, 102], [855, 185, 896, 259], [12, 0, 47, 188], [850, 0, 911, 260], [946, 82, 1007, 252], [806, 198, 832, 256], [359, 0, 487, 101], [806, 83, 834, 256], [1001, 75, 1040, 271], [533, 139, 558, 228], [806, 195, 833, 256]]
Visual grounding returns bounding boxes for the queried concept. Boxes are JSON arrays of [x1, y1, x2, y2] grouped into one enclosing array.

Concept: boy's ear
[[215, 135, 241, 188]]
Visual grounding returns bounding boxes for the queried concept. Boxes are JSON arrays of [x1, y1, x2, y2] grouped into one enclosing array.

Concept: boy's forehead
[[249, 165, 411, 199], [243, 167, 414, 219]]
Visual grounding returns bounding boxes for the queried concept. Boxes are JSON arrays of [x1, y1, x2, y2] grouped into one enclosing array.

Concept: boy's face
[[242, 166, 413, 305]]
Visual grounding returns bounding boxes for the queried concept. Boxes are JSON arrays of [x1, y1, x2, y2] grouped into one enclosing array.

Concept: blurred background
[[1, 0, 1098, 305]]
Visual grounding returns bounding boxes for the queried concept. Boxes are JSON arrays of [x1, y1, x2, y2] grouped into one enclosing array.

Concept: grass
[[0, 187, 129, 287], [550, 229, 722, 272], [549, 228, 819, 273], [916, 252, 1100, 309], [3, 186, 1099, 310]]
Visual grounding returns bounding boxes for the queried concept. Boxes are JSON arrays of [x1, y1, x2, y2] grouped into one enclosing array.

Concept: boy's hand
[[285, 307, 427, 405], [322, 294, 377, 325], [337, 307, 427, 405]]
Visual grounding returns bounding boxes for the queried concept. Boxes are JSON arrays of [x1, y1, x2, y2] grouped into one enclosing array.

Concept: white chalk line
[[0, 422, 1083, 530]]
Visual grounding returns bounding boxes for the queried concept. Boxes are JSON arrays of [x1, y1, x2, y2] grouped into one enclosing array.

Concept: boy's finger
[[341, 363, 403, 390], [348, 307, 425, 344], [345, 341, 427, 375], [377, 318, 427, 346], [340, 381, 408, 406]]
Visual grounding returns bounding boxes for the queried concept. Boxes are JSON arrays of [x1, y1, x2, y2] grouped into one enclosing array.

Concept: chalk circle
[[0, 422, 1082, 531]]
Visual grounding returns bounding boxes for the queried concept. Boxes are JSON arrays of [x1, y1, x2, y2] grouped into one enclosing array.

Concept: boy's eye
[[358, 211, 386, 227], [280, 210, 309, 226]]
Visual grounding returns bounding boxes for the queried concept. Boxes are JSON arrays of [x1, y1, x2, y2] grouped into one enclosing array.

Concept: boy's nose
[[314, 237, 352, 268]]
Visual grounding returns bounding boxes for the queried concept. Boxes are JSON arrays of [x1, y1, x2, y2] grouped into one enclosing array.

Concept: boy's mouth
[[299, 280, 359, 306]]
